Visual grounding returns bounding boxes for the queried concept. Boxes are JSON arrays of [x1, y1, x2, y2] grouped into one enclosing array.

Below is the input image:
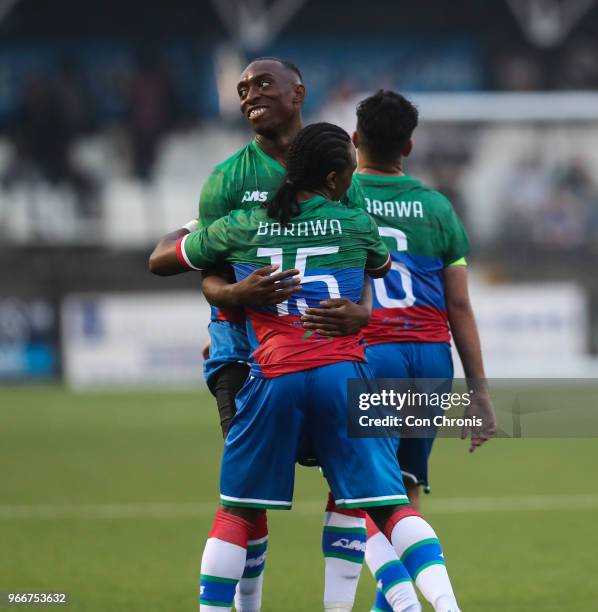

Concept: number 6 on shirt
[[373, 227, 415, 308]]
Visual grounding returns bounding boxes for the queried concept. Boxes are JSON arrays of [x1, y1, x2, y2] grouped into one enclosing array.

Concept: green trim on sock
[[323, 525, 367, 535], [374, 559, 403, 580], [323, 551, 365, 564], [400, 537, 440, 562], [200, 574, 238, 584], [246, 541, 268, 552], [241, 567, 265, 579]]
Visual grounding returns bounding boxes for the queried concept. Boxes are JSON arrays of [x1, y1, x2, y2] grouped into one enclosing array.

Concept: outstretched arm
[[148, 220, 198, 276], [444, 264, 497, 452], [150, 219, 302, 307], [150, 166, 232, 277]]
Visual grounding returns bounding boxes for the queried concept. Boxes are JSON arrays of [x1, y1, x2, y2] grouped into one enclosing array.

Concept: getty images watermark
[[347, 378, 598, 438], [356, 387, 479, 430]]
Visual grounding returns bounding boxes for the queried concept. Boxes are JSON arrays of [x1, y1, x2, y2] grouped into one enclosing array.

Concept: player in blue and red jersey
[[151, 58, 370, 432], [150, 59, 374, 611], [310, 90, 493, 612], [152, 122, 463, 612]]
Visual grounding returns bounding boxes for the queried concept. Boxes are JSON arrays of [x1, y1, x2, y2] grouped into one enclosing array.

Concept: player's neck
[[254, 119, 302, 167], [358, 158, 405, 177], [296, 188, 331, 202]]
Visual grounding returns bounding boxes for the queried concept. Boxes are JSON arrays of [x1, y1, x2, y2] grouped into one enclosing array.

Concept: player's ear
[[325, 170, 337, 192], [292, 83, 306, 106], [352, 131, 359, 149], [403, 139, 413, 158]]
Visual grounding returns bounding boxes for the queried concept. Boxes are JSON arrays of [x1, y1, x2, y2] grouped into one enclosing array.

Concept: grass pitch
[[1, 386, 597, 611]]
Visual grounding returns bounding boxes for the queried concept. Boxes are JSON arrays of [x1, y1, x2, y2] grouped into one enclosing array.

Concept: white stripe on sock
[[201, 538, 246, 580], [323, 512, 366, 607], [201, 538, 246, 611], [391, 516, 437, 558], [324, 511, 366, 529], [389, 517, 459, 612]]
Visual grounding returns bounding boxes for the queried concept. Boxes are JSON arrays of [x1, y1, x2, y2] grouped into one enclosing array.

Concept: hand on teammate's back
[[301, 299, 371, 337], [232, 265, 302, 306], [461, 391, 497, 453]]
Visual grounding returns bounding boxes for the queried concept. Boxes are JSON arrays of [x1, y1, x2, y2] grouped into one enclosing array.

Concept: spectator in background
[[494, 52, 544, 90], [500, 155, 552, 245], [542, 188, 585, 248], [55, 57, 94, 137], [557, 38, 598, 89], [3, 67, 99, 222], [501, 155, 598, 251], [317, 79, 360, 132], [559, 157, 596, 202], [557, 158, 598, 249], [127, 52, 178, 181], [426, 151, 469, 223]]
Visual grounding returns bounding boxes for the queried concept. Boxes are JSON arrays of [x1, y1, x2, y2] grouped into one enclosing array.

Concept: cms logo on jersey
[[242, 190, 269, 202], [332, 538, 367, 552]]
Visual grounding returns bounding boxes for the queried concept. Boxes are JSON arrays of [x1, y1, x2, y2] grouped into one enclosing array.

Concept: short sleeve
[[177, 216, 231, 270], [364, 216, 391, 276], [198, 169, 234, 229], [441, 201, 470, 266]]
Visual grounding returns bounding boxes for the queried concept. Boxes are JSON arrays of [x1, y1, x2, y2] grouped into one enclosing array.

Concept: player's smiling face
[[237, 60, 304, 136]]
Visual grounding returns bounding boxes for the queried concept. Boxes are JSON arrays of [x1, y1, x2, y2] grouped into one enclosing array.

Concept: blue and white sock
[[384, 509, 460, 612], [200, 508, 253, 611], [322, 494, 367, 610], [235, 512, 268, 612], [366, 515, 421, 612], [371, 588, 394, 612]]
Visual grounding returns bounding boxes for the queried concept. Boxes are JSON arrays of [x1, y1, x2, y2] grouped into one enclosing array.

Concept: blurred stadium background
[[1, 0, 598, 385], [1, 1, 598, 610]]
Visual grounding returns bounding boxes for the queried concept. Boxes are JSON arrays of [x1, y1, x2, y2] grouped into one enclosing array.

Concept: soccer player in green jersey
[[153, 122, 462, 612], [150, 58, 369, 425], [309, 90, 493, 612], [150, 60, 373, 611]]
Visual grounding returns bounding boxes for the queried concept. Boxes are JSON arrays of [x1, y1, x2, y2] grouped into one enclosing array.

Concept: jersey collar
[[355, 172, 417, 183], [251, 140, 286, 173], [296, 194, 329, 207]]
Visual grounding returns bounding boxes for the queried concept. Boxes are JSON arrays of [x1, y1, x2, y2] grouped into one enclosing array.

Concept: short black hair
[[249, 56, 303, 83], [356, 90, 418, 164]]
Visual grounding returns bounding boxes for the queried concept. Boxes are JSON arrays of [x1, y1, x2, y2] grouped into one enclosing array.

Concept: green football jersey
[[352, 173, 470, 345], [198, 139, 365, 229], [198, 140, 285, 229], [178, 195, 390, 378], [197, 138, 368, 384]]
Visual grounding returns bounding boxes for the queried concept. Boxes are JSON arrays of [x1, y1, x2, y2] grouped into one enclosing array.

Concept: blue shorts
[[220, 361, 407, 510], [204, 321, 251, 393], [366, 342, 454, 490]]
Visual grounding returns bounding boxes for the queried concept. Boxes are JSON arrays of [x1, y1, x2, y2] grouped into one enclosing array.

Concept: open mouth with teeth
[[248, 106, 269, 119]]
